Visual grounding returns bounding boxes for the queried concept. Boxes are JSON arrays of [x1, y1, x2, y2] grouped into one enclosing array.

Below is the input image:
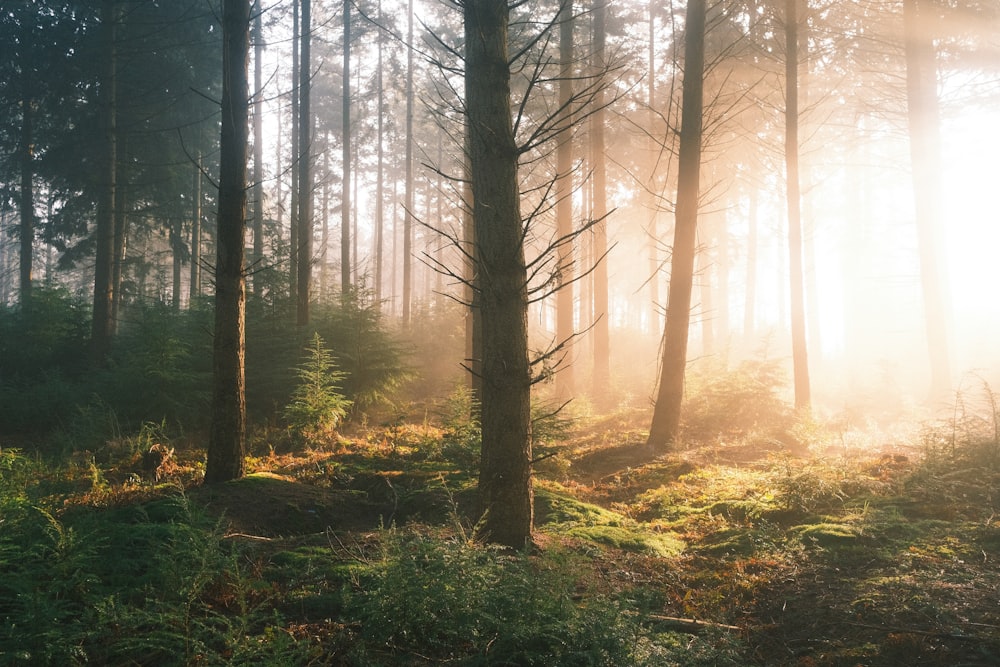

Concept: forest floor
[[5, 405, 1000, 666]]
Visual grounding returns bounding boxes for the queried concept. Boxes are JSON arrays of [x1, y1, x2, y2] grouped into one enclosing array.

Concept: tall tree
[[374, 0, 385, 306], [591, 0, 611, 404], [554, 0, 575, 399], [206, 0, 251, 484], [341, 0, 352, 297], [904, 0, 951, 398], [290, 0, 300, 305], [91, 0, 118, 366], [190, 152, 203, 303], [465, 0, 533, 548], [402, 0, 415, 324], [646, 0, 706, 450], [785, 0, 811, 412], [252, 1, 265, 300], [297, 0, 312, 325], [16, 10, 36, 305]]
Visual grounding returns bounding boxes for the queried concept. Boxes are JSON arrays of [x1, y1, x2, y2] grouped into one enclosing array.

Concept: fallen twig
[[646, 615, 743, 634]]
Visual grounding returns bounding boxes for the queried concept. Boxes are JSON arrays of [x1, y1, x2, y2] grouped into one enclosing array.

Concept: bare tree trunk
[[18, 15, 34, 305], [289, 0, 299, 305], [904, 0, 951, 399], [297, 0, 312, 325], [785, 0, 811, 413], [743, 187, 757, 338], [465, 0, 532, 548], [206, 0, 250, 484], [111, 146, 127, 329], [375, 0, 384, 306], [91, 0, 117, 366], [252, 2, 264, 299], [320, 132, 330, 298], [646, 0, 705, 450], [402, 0, 414, 323], [463, 142, 483, 403], [555, 0, 575, 399], [190, 153, 202, 303], [592, 0, 611, 405], [341, 0, 352, 298]]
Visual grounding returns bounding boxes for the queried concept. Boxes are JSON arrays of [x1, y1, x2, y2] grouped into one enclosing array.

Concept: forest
[[1, 0, 999, 664]]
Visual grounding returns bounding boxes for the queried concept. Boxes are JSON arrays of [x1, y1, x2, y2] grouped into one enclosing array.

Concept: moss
[[564, 525, 685, 557], [535, 488, 628, 527], [791, 522, 859, 547]]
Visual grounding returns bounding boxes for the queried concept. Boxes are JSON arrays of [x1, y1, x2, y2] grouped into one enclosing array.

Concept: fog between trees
[[3, 1, 999, 485]]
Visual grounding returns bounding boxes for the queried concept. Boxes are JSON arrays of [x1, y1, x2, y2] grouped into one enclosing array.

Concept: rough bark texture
[[206, 0, 250, 484], [646, 0, 705, 450], [91, 0, 117, 366], [465, 0, 533, 549], [297, 0, 311, 325], [341, 0, 351, 298], [252, 4, 264, 299], [375, 0, 384, 306], [289, 0, 299, 304], [786, 0, 811, 412], [904, 0, 951, 398]]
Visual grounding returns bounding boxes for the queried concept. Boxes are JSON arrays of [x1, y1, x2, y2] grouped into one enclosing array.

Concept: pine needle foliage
[[283, 333, 352, 442]]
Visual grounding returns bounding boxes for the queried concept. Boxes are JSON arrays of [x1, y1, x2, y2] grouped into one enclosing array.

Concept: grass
[[2, 405, 999, 666]]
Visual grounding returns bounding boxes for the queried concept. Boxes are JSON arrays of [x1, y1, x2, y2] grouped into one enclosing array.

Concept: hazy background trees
[[2, 0, 1000, 515]]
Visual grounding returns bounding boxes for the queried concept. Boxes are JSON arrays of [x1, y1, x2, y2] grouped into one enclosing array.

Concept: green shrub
[[681, 358, 793, 442], [343, 532, 650, 665], [283, 333, 352, 443]]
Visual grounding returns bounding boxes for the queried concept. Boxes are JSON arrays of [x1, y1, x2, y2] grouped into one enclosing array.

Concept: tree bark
[[297, 0, 312, 325], [190, 153, 202, 303], [785, 0, 811, 413], [465, 0, 533, 549], [646, 0, 705, 450], [18, 13, 34, 305], [904, 0, 951, 399], [375, 0, 385, 306], [91, 0, 117, 366], [252, 2, 264, 300], [555, 0, 575, 399], [592, 0, 611, 405], [341, 0, 352, 298], [402, 0, 414, 324], [289, 0, 299, 305], [206, 0, 250, 484]]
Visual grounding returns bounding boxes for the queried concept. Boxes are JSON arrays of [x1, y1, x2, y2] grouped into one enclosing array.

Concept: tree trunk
[[463, 142, 483, 404], [785, 0, 811, 413], [289, 0, 299, 305], [402, 0, 414, 324], [465, 0, 533, 549], [297, 0, 312, 325], [190, 153, 202, 303], [592, 0, 611, 405], [111, 142, 127, 330], [91, 0, 117, 367], [904, 0, 951, 399], [555, 0, 575, 399], [375, 0, 385, 306], [206, 0, 250, 484], [341, 0, 352, 298], [252, 2, 264, 300], [18, 15, 34, 305], [743, 187, 757, 337], [645, 0, 705, 450]]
